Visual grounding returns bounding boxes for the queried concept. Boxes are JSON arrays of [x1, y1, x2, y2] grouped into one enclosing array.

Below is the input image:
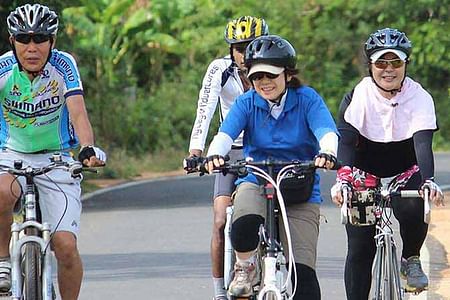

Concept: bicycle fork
[[258, 256, 283, 300], [224, 206, 234, 290], [10, 220, 53, 300], [373, 232, 403, 300]]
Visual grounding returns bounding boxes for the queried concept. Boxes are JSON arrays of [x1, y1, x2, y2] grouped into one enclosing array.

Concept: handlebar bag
[[279, 169, 315, 205]]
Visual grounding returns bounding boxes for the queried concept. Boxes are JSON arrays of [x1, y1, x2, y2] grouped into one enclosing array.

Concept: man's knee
[[213, 195, 231, 232], [52, 232, 79, 263], [0, 177, 20, 212]]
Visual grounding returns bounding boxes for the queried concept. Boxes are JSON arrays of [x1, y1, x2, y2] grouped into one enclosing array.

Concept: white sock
[[236, 254, 256, 265], [213, 277, 226, 298]]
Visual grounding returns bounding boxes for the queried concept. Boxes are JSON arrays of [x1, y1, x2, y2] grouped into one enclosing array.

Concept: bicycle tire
[[23, 243, 42, 300]]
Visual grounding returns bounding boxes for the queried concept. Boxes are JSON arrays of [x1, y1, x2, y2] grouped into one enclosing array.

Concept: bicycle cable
[[246, 164, 298, 299], [41, 172, 69, 253]]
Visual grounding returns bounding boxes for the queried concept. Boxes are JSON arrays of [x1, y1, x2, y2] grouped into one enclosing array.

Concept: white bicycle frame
[[223, 163, 305, 300], [10, 215, 54, 300], [3, 155, 87, 300], [224, 205, 234, 290], [340, 182, 430, 300]]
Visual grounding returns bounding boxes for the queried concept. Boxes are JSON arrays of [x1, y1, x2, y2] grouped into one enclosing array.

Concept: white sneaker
[[228, 261, 258, 297], [0, 261, 11, 292]]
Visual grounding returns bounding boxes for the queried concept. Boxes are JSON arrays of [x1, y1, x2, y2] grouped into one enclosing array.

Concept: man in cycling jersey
[[0, 4, 106, 299], [184, 16, 268, 300], [331, 28, 444, 299]]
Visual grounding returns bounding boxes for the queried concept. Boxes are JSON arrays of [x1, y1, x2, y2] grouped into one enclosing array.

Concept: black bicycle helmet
[[224, 16, 269, 44], [7, 4, 59, 36], [364, 28, 411, 61], [245, 35, 296, 69]]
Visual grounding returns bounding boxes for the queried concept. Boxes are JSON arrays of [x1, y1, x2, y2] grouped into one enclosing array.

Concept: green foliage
[[0, 0, 448, 176]]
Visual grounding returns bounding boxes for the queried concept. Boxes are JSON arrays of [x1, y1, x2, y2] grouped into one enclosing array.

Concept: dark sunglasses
[[233, 43, 249, 54], [15, 34, 51, 44], [373, 59, 405, 69], [250, 72, 281, 81]]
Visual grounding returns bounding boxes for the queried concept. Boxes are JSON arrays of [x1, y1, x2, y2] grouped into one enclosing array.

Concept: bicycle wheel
[[373, 238, 402, 300], [23, 243, 42, 300]]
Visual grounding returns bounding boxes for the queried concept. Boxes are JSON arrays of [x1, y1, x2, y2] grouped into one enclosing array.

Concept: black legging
[[344, 173, 428, 300], [292, 263, 321, 300]]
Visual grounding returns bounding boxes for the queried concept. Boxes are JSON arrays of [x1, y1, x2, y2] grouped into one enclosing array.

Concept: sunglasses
[[250, 72, 281, 81], [233, 43, 249, 54], [373, 59, 405, 69], [15, 34, 51, 44]]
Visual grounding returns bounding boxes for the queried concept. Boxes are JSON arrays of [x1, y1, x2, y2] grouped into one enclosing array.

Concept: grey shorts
[[232, 182, 320, 269], [213, 148, 244, 199], [0, 150, 82, 237]]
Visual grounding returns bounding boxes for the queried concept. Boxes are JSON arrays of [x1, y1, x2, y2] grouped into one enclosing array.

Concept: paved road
[[76, 153, 450, 300]]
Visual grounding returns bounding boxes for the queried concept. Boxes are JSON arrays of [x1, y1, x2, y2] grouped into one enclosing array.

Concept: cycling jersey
[[215, 86, 338, 204], [0, 49, 83, 153], [189, 55, 245, 151]]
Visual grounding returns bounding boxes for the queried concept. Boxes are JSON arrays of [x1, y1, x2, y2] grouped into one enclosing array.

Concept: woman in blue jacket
[[206, 35, 338, 299]]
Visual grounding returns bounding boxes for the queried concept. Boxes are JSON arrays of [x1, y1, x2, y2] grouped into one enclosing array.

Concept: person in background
[[331, 28, 444, 299], [206, 34, 339, 299], [0, 4, 106, 299], [184, 16, 269, 300]]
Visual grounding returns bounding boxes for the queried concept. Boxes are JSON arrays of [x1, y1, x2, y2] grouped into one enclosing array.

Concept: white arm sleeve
[[319, 132, 339, 156], [206, 132, 234, 157], [188, 59, 226, 151]]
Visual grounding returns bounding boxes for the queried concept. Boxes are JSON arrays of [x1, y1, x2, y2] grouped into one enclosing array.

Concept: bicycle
[[0, 152, 94, 300], [340, 178, 430, 300], [185, 157, 328, 300]]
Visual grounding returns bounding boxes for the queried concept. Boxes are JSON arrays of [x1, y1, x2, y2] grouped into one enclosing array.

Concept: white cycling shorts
[[0, 149, 82, 237]]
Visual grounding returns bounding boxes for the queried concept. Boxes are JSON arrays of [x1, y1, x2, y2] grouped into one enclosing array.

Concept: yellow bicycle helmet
[[224, 16, 269, 44]]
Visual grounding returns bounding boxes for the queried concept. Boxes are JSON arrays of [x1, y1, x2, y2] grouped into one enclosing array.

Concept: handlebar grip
[[399, 190, 420, 198], [69, 162, 83, 177]]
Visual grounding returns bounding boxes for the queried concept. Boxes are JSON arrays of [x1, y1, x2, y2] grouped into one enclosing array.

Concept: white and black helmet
[[7, 4, 59, 36]]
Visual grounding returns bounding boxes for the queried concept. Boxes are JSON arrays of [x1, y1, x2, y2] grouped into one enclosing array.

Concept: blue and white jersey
[[0, 49, 83, 153]]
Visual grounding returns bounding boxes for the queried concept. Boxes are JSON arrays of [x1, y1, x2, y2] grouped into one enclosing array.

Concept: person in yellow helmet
[[184, 16, 268, 300]]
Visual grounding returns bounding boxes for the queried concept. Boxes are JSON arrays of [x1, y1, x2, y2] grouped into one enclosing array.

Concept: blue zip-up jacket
[[219, 86, 338, 203]]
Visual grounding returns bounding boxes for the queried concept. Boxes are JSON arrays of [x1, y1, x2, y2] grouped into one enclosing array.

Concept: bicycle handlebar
[[0, 153, 97, 179], [184, 156, 340, 176], [341, 187, 430, 225]]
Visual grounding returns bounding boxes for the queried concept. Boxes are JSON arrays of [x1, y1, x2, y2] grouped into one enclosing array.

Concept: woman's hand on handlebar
[[330, 165, 353, 207], [420, 179, 445, 207], [331, 181, 352, 207], [314, 152, 338, 170], [206, 155, 226, 173]]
